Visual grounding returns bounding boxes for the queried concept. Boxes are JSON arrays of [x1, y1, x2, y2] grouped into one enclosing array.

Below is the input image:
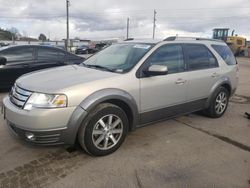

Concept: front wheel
[[78, 103, 128, 156], [204, 87, 229, 118]]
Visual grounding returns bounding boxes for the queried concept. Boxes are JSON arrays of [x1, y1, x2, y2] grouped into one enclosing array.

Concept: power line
[[0, 7, 250, 20], [157, 14, 250, 19], [0, 6, 250, 19]]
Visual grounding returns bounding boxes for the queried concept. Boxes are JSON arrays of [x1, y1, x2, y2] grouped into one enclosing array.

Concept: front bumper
[[3, 96, 86, 145], [7, 120, 66, 145]]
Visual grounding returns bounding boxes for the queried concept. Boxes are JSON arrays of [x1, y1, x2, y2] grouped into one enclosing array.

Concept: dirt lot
[[0, 58, 249, 188]]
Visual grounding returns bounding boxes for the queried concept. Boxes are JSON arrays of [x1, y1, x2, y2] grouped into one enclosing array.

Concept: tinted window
[[146, 44, 184, 74], [37, 47, 65, 61], [0, 47, 33, 62], [212, 45, 237, 65], [185, 44, 218, 70]]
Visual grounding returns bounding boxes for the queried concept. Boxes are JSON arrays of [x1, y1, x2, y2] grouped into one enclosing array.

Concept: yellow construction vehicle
[[213, 28, 247, 56]]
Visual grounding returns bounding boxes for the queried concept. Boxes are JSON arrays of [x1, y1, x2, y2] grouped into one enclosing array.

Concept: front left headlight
[[24, 93, 67, 110]]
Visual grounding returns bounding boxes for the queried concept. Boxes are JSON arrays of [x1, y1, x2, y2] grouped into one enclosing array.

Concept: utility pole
[[153, 10, 157, 39], [66, 0, 70, 51], [126, 18, 130, 39]]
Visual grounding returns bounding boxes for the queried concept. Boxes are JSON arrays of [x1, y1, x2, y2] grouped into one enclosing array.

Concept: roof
[[0, 44, 65, 51]]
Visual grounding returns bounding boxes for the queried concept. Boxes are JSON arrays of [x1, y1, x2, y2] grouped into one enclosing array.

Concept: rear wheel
[[78, 103, 128, 156], [204, 87, 229, 118]]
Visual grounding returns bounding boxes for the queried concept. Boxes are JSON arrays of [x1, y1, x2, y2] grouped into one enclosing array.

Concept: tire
[[78, 103, 129, 156], [204, 86, 229, 118]]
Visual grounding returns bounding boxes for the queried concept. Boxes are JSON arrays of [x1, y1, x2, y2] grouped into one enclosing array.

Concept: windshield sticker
[[133, 44, 151, 49], [116, 69, 124, 73]]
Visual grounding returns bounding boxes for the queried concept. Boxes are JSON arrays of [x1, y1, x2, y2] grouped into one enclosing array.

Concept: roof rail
[[195, 38, 224, 42], [164, 36, 177, 41], [163, 36, 224, 43]]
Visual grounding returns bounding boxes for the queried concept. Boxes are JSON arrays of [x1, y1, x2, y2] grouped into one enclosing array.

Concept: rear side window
[[185, 44, 218, 70], [37, 47, 65, 61], [211, 45, 237, 65], [0, 47, 34, 63]]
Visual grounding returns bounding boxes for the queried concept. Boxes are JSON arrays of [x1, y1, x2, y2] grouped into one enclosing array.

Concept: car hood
[[16, 65, 119, 93]]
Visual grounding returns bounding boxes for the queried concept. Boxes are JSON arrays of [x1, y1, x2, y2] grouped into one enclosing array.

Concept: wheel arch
[[205, 78, 232, 108], [221, 83, 231, 96], [103, 99, 135, 131], [79, 88, 139, 131]]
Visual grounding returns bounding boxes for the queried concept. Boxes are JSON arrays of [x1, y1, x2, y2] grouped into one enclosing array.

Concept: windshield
[[82, 43, 153, 73]]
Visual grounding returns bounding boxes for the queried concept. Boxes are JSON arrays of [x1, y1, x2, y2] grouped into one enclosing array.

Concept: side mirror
[[0, 57, 7, 65], [143, 64, 168, 76]]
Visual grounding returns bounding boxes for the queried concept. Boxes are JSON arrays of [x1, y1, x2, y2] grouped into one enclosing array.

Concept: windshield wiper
[[84, 64, 117, 73]]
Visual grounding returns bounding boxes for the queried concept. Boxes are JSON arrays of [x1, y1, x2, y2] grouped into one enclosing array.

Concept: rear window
[[211, 45, 237, 65]]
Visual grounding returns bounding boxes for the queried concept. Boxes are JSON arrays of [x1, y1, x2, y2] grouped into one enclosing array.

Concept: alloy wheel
[[92, 114, 123, 150], [215, 91, 228, 114]]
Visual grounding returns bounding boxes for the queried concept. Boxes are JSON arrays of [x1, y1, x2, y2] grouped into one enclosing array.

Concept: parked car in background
[[0, 45, 85, 89], [75, 45, 99, 54], [95, 43, 110, 50], [0, 42, 9, 47]]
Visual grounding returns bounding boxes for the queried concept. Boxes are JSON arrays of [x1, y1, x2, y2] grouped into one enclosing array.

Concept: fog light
[[25, 132, 36, 141]]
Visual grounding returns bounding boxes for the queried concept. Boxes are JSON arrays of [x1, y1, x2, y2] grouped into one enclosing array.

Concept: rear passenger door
[[34, 47, 67, 70], [183, 44, 220, 102]]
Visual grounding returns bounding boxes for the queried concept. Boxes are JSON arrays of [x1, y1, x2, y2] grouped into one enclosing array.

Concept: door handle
[[175, 78, 187, 85], [211, 72, 219, 78]]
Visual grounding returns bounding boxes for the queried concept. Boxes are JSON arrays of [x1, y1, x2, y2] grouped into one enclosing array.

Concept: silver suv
[[2, 37, 238, 156]]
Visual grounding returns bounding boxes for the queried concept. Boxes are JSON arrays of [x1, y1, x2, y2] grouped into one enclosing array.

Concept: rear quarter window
[[211, 45, 237, 65]]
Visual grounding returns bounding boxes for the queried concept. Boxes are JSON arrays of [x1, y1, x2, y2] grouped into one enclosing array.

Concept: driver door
[[138, 44, 188, 124]]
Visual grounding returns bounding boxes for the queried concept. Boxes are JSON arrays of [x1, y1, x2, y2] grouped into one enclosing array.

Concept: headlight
[[24, 93, 67, 110]]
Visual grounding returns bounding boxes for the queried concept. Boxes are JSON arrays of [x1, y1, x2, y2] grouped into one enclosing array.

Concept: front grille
[[10, 84, 32, 108]]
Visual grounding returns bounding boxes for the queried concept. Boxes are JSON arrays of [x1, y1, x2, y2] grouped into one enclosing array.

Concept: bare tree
[[38, 33, 47, 41]]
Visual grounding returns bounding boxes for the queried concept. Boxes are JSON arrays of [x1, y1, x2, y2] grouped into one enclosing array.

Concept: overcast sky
[[0, 0, 250, 40]]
